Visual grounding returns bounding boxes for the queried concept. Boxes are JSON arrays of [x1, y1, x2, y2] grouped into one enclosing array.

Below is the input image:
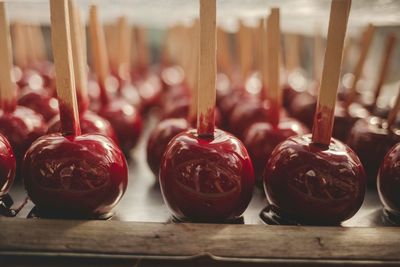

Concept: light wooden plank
[[1, 218, 400, 262]]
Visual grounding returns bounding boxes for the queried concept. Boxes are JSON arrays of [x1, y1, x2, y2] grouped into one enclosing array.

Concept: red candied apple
[[244, 118, 308, 182], [289, 91, 316, 129], [228, 97, 270, 138], [160, 129, 254, 221], [15, 69, 45, 90], [98, 97, 142, 153], [0, 106, 46, 164], [89, 5, 142, 155], [263, 1, 365, 225], [147, 118, 190, 175], [47, 110, 118, 144], [159, 0, 255, 222], [217, 89, 243, 127], [136, 74, 162, 112], [347, 116, 400, 184], [332, 101, 369, 142], [0, 133, 15, 199], [18, 87, 59, 122], [23, 133, 127, 217], [0, 6, 47, 167], [377, 143, 400, 219], [23, 0, 128, 218], [264, 135, 365, 224]]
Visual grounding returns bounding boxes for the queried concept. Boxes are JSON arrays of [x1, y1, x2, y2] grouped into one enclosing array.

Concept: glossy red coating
[[98, 97, 143, 155], [22, 133, 128, 217], [378, 143, 400, 216], [289, 92, 316, 129], [282, 84, 299, 110], [264, 134, 366, 225], [218, 89, 249, 129], [228, 98, 270, 139], [18, 88, 59, 122], [348, 116, 400, 184], [146, 118, 190, 175], [136, 74, 162, 112], [159, 129, 255, 222], [47, 110, 118, 144], [332, 102, 370, 142], [0, 133, 16, 198], [243, 118, 309, 183], [0, 106, 47, 165]]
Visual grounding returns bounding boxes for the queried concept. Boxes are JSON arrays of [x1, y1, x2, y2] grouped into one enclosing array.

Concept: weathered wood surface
[[1, 217, 400, 266]]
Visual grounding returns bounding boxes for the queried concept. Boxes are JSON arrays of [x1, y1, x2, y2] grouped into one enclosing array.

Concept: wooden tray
[[1, 114, 400, 266]]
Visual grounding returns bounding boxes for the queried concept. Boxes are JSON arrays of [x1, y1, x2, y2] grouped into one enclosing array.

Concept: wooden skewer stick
[[197, 0, 216, 137], [188, 20, 199, 120], [104, 23, 118, 76], [32, 24, 47, 62], [217, 27, 232, 77], [266, 8, 281, 127], [0, 2, 17, 113], [371, 34, 396, 109], [50, 0, 80, 136], [117, 16, 131, 81], [136, 26, 150, 75], [131, 26, 139, 73], [11, 22, 29, 69], [253, 19, 264, 74], [312, 0, 351, 146], [89, 5, 110, 105], [313, 28, 324, 83], [285, 33, 300, 73], [236, 21, 252, 83], [77, 9, 87, 69], [261, 17, 268, 97], [387, 86, 400, 130], [344, 23, 375, 108], [68, 0, 88, 109], [24, 24, 37, 64]]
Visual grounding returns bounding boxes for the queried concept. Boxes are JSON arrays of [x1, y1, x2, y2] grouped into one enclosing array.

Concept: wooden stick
[[217, 27, 232, 77], [266, 8, 281, 126], [68, 0, 88, 110], [89, 5, 110, 105], [50, 0, 81, 136], [188, 20, 199, 120], [0, 2, 16, 112], [311, 0, 351, 146], [372, 34, 396, 108], [313, 29, 324, 83], [11, 22, 29, 69], [77, 9, 87, 69], [131, 25, 139, 73], [104, 23, 118, 76], [117, 16, 131, 81], [253, 19, 264, 74], [387, 86, 400, 129], [261, 18, 268, 97], [32, 24, 47, 62], [344, 23, 375, 108], [197, 0, 216, 137], [285, 33, 300, 73], [236, 21, 252, 83], [24, 24, 38, 64], [136, 26, 150, 75]]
